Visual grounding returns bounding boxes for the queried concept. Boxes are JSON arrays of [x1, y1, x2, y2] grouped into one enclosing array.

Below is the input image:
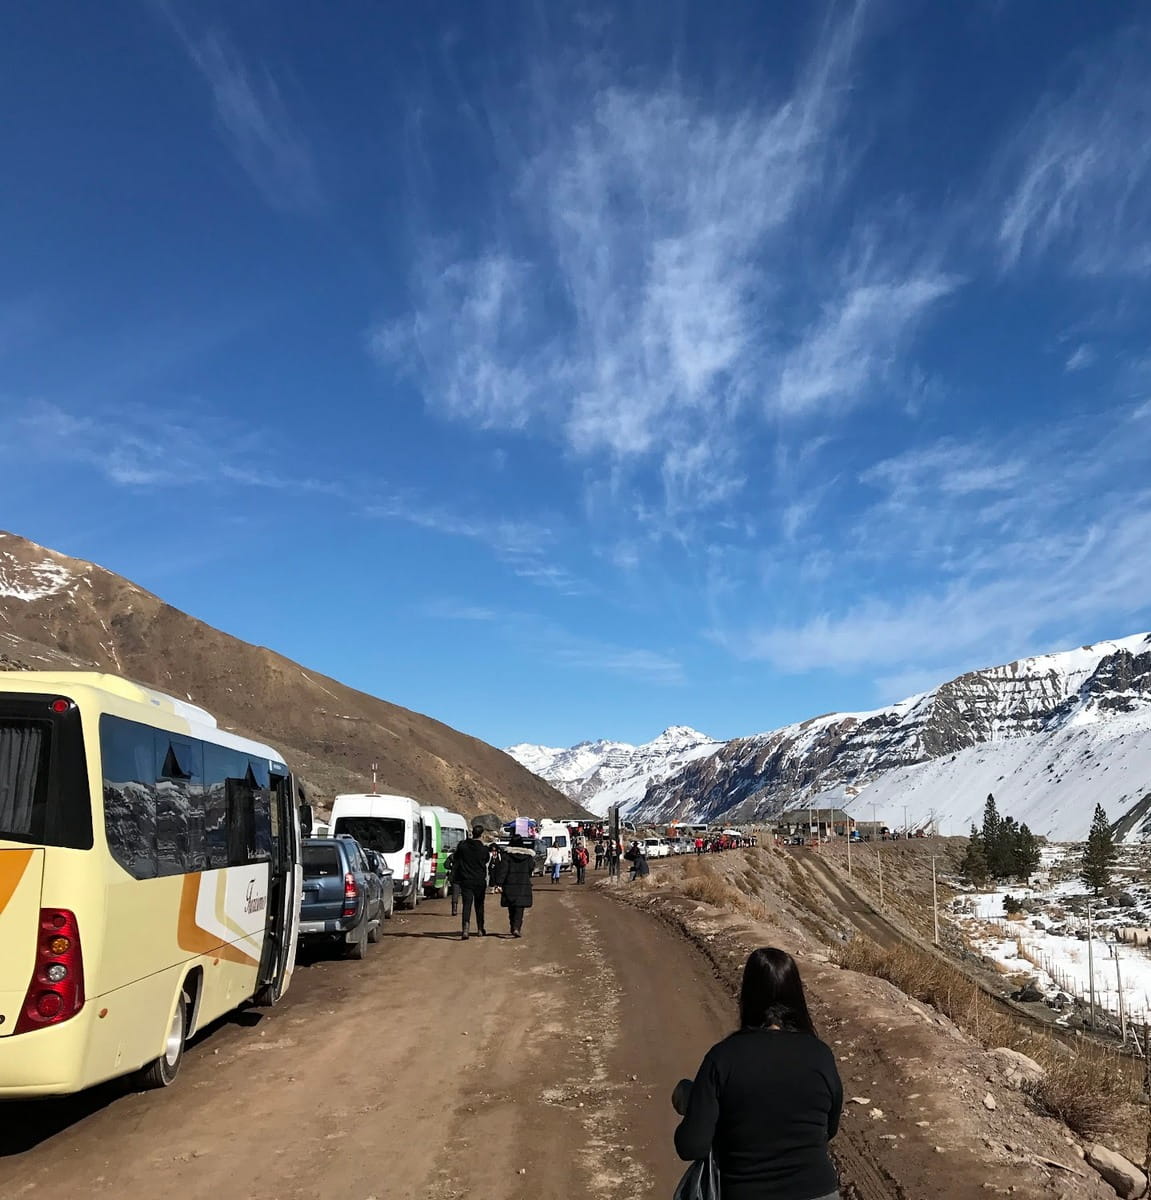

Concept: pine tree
[[983, 794, 1012, 879], [961, 824, 989, 885], [1014, 823, 1040, 879], [1082, 803, 1116, 896]]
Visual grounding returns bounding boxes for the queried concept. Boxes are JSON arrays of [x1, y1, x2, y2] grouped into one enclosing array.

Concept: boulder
[[1012, 982, 1045, 1003], [1118, 892, 1138, 908], [1085, 1144, 1147, 1199], [990, 1047, 1045, 1088]]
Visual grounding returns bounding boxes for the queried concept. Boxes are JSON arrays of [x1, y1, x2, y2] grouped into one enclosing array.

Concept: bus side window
[[156, 735, 205, 875], [100, 715, 159, 880]]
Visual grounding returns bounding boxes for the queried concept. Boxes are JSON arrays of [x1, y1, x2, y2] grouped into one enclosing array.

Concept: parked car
[[299, 837, 384, 959], [363, 848, 396, 920]]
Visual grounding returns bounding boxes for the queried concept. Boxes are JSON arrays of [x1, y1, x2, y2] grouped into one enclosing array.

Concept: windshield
[[333, 815, 406, 854], [0, 700, 91, 849]]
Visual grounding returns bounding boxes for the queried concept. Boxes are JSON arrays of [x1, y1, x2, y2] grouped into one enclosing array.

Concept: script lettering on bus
[[244, 879, 267, 915]]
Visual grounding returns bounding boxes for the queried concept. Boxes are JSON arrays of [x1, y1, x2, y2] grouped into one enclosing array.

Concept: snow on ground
[[952, 846, 1151, 1028], [0, 557, 73, 602]]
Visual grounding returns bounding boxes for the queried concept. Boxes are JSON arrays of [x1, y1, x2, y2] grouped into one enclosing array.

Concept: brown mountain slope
[[0, 531, 575, 821]]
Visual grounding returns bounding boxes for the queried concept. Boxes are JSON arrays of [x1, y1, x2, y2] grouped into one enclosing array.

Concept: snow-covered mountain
[[635, 635, 1151, 842], [505, 726, 724, 817]]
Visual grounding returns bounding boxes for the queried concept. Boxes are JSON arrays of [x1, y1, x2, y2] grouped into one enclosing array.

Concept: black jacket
[[675, 1028, 842, 1200], [493, 845, 534, 908], [451, 836, 490, 887]]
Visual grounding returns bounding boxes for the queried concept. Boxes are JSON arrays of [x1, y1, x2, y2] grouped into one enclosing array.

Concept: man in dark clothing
[[451, 825, 491, 940], [492, 834, 534, 937]]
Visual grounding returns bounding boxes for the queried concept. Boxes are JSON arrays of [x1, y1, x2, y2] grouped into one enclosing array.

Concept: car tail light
[[342, 872, 358, 917], [403, 852, 412, 882], [15, 910, 85, 1035]]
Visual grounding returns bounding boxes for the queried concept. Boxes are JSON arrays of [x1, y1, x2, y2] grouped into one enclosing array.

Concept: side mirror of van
[[299, 803, 314, 838]]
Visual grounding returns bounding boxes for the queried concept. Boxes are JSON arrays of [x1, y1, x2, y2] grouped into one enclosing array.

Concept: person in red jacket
[[574, 842, 590, 884]]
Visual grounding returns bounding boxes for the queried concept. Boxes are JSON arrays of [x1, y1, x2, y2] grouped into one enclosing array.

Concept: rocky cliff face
[[0, 531, 576, 821], [635, 636, 1151, 837]]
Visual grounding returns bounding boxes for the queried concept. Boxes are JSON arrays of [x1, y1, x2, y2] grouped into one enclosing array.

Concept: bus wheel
[[136, 990, 188, 1089]]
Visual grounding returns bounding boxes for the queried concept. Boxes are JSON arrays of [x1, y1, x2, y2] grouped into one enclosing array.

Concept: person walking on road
[[606, 839, 620, 878], [546, 842, 564, 883], [673, 947, 843, 1200], [493, 833, 534, 938], [594, 839, 605, 871], [574, 843, 589, 884], [451, 824, 491, 941]]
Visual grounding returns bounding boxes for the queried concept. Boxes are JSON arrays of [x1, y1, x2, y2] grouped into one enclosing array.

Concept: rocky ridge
[[630, 636, 1151, 840]]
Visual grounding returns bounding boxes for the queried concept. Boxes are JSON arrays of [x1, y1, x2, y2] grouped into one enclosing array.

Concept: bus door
[[254, 770, 300, 1006]]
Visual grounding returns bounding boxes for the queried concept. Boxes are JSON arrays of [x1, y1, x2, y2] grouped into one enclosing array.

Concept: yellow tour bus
[[0, 672, 303, 1096]]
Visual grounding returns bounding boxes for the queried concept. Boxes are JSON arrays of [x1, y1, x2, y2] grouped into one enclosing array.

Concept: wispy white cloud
[[376, 6, 952, 520], [776, 275, 957, 415], [716, 403, 1151, 685], [1064, 343, 1096, 372], [998, 24, 1151, 275], [160, 7, 319, 213]]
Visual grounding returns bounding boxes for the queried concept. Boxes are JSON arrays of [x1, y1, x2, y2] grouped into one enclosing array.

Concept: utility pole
[[903, 805, 909, 838], [846, 810, 853, 878], [1087, 900, 1097, 1032], [872, 801, 884, 907], [371, 760, 378, 791], [1115, 944, 1127, 1046], [932, 854, 940, 945]]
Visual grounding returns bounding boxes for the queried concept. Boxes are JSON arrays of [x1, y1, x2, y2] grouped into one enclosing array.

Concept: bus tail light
[[14, 910, 85, 1035], [342, 872, 358, 917]]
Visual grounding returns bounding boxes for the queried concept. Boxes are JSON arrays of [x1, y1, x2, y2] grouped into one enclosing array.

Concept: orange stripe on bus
[[176, 875, 258, 967], [0, 849, 34, 915]]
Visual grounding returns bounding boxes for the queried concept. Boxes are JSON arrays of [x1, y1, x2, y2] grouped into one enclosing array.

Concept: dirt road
[[1, 877, 734, 1200]]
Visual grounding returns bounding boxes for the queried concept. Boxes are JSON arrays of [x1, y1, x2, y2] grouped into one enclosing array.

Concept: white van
[[538, 820, 572, 870], [330, 794, 426, 909]]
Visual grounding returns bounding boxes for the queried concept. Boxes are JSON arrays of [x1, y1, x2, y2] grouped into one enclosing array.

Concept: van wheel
[[368, 919, 380, 944], [135, 990, 189, 1089]]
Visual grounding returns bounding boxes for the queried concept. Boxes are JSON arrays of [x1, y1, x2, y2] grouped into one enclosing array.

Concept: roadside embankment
[[604, 850, 1123, 1200]]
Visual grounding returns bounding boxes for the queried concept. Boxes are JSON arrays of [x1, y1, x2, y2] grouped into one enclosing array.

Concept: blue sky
[[3, 1, 1150, 750]]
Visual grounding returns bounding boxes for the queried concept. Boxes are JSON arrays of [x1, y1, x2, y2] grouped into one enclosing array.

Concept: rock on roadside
[[990, 1047, 1046, 1089], [1085, 1145, 1147, 1199]]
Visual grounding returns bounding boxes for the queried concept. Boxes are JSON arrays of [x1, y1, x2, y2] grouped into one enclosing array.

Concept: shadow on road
[[0, 1007, 264, 1157]]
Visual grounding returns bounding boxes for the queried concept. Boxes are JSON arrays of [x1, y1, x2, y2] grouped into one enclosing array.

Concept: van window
[[555, 836, 568, 848], [303, 844, 341, 877], [442, 827, 465, 852], [333, 816, 406, 854]]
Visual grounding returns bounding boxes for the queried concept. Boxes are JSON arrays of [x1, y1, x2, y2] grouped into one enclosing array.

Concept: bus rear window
[[332, 816, 405, 854], [0, 702, 91, 849]]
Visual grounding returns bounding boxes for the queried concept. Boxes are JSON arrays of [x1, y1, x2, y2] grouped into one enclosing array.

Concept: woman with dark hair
[[673, 948, 843, 1199]]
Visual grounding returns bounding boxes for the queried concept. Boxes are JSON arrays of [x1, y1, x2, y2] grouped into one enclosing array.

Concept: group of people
[[448, 824, 535, 940]]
